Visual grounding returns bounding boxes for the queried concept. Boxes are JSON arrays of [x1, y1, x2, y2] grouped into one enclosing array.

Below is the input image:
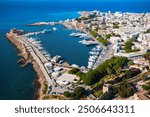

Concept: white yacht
[[53, 27, 57, 31]]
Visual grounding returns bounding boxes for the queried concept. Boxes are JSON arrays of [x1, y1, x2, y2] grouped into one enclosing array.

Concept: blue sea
[[0, 1, 149, 100]]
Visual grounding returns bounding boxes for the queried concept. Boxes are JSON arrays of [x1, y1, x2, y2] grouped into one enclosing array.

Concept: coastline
[[6, 30, 45, 100], [5, 28, 76, 100]]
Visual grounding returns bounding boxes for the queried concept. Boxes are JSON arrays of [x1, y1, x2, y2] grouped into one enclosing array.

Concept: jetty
[[6, 29, 76, 98]]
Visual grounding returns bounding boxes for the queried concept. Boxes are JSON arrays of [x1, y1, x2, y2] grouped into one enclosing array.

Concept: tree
[[68, 68, 80, 74], [97, 37, 108, 46], [142, 85, 150, 91], [83, 57, 128, 86], [124, 40, 139, 53], [113, 24, 119, 29], [106, 66, 113, 75], [124, 40, 133, 53], [90, 31, 99, 38], [142, 82, 150, 91], [83, 70, 101, 85], [127, 61, 134, 66], [76, 71, 83, 78], [118, 81, 134, 98], [105, 34, 111, 39], [69, 93, 76, 98], [74, 87, 85, 98], [64, 91, 70, 98], [125, 70, 133, 78]]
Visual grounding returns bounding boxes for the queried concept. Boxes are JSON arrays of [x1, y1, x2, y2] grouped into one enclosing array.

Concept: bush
[[76, 71, 83, 78], [69, 93, 76, 98], [142, 83, 150, 91], [64, 87, 85, 99], [94, 91, 103, 98], [64, 91, 70, 98], [127, 61, 134, 66], [113, 24, 119, 29], [90, 31, 99, 38], [105, 34, 112, 39], [142, 85, 150, 91], [125, 70, 133, 79], [83, 70, 101, 85], [124, 40, 139, 53], [92, 79, 104, 90]]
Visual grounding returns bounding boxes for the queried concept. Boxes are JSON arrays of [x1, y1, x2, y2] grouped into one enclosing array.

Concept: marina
[[6, 29, 77, 97], [79, 39, 98, 46], [25, 28, 100, 70], [69, 32, 98, 46], [6, 25, 102, 99], [87, 45, 102, 69], [24, 28, 56, 37], [35, 24, 93, 67], [69, 32, 92, 39]]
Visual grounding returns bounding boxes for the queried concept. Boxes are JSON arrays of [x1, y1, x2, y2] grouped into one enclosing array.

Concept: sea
[[0, 0, 149, 100]]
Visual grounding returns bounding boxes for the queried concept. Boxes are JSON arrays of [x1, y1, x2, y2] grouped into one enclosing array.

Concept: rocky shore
[[6, 30, 46, 100]]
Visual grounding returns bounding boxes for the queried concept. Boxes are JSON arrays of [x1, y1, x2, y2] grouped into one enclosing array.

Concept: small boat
[[41, 51, 48, 55], [69, 33, 75, 36], [90, 52, 99, 56], [53, 27, 57, 31], [38, 46, 43, 50], [85, 41, 98, 46]]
